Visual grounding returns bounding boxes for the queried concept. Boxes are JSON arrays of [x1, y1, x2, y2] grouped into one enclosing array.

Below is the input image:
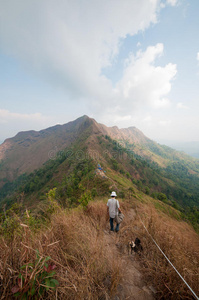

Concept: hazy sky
[[1, 0, 199, 143]]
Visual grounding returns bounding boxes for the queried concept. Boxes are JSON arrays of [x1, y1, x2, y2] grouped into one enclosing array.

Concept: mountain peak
[[1, 115, 195, 190]]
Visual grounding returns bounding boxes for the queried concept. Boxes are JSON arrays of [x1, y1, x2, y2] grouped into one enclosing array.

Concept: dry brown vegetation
[[118, 200, 199, 300], [0, 198, 199, 300], [0, 201, 121, 300]]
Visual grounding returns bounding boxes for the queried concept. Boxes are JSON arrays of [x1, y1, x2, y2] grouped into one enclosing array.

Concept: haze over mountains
[[1, 122, 199, 159], [163, 141, 199, 159]]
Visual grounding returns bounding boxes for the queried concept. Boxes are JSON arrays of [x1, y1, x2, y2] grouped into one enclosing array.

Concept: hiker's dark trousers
[[110, 217, 120, 232]]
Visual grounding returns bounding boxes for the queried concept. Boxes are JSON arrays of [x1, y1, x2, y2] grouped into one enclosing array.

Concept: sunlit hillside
[[0, 188, 199, 299], [1, 117, 199, 227], [1, 116, 199, 299]]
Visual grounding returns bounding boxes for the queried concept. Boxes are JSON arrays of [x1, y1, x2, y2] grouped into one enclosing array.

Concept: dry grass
[[141, 206, 199, 299], [118, 200, 199, 300], [0, 201, 121, 300], [1, 198, 199, 300]]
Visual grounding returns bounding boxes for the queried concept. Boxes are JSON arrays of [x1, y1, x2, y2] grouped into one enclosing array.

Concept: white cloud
[[142, 115, 152, 122], [0, 109, 50, 124], [115, 44, 177, 111], [197, 52, 199, 61], [114, 115, 132, 122], [159, 120, 172, 126], [160, 0, 178, 9], [0, 109, 53, 141], [0, 1, 175, 104], [0, 1, 179, 141], [166, 0, 178, 6], [177, 102, 189, 109], [0, 0, 159, 99], [155, 115, 199, 142]]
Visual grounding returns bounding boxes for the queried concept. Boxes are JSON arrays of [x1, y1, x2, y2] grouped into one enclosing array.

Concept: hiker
[[107, 191, 122, 232]]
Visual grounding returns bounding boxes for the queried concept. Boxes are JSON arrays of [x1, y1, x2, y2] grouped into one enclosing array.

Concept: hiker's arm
[[118, 207, 122, 213]]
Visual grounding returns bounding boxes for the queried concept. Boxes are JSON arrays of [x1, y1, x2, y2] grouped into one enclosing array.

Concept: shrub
[[157, 192, 168, 203], [78, 191, 92, 209], [11, 251, 58, 299]]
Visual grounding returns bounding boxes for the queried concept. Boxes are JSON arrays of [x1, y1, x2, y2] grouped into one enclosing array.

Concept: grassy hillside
[[1, 118, 199, 299], [1, 115, 199, 190], [1, 121, 199, 298], [0, 188, 199, 299], [1, 130, 199, 230], [0, 116, 93, 186]]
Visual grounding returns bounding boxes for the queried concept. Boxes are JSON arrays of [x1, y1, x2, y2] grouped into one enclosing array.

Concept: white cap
[[111, 191, 117, 197]]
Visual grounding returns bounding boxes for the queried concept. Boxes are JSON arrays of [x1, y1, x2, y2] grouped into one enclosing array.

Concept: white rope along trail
[[137, 211, 199, 300]]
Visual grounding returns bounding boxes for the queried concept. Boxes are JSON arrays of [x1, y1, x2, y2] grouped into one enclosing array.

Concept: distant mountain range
[[0, 115, 199, 211], [162, 141, 199, 159]]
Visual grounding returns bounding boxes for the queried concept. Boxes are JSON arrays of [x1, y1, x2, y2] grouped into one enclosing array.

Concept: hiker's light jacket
[[107, 198, 120, 218]]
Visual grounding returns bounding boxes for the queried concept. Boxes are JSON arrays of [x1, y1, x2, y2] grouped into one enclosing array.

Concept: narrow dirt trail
[[103, 209, 156, 300]]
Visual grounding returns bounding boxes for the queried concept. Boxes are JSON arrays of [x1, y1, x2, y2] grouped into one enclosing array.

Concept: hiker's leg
[[115, 223, 120, 232], [110, 218, 114, 231]]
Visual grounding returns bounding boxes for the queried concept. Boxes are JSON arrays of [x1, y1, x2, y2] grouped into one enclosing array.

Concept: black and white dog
[[128, 237, 143, 255]]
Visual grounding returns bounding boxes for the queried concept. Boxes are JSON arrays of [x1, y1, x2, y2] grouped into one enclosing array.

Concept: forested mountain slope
[[0, 115, 199, 219], [1, 115, 199, 186]]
